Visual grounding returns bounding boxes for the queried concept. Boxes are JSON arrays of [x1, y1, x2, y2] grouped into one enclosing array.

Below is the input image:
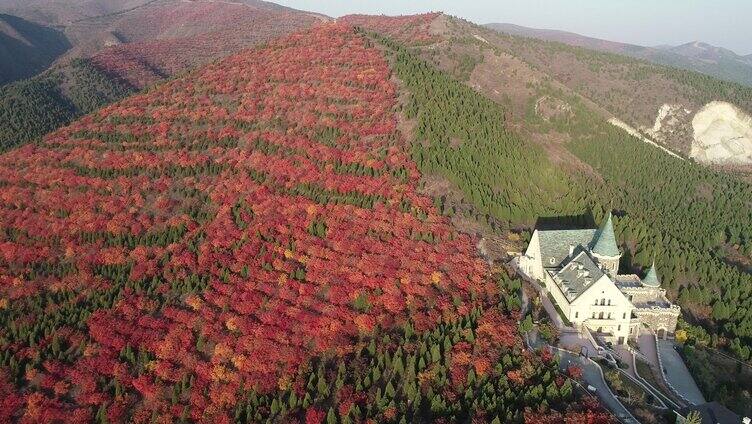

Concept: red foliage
[[0, 23, 492, 419], [305, 407, 326, 424], [0, 372, 23, 423], [89, 1, 320, 89], [340, 13, 442, 45], [567, 365, 583, 380]]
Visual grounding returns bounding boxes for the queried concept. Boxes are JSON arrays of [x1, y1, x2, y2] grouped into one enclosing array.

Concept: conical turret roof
[[591, 212, 620, 257], [642, 261, 661, 287]]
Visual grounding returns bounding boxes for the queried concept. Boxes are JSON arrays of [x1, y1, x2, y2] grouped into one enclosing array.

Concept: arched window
[[598, 312, 604, 319], [608, 299, 612, 306]]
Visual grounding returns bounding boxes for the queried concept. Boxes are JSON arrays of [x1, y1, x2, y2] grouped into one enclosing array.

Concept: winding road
[[555, 349, 640, 424]]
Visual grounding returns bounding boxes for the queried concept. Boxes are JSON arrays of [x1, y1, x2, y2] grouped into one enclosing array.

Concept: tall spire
[[642, 259, 661, 287], [591, 212, 620, 257]]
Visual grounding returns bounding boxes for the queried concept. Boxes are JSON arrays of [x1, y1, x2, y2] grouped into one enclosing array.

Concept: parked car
[[587, 385, 597, 393]]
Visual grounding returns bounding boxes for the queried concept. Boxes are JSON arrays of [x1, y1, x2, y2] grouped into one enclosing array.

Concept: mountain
[[0, 6, 750, 419], [483, 20, 752, 166], [73, 0, 325, 88], [0, 22, 610, 422], [485, 23, 752, 87], [348, 16, 752, 414], [0, 13, 70, 84], [485, 22, 645, 54], [0, 0, 155, 25], [662, 41, 746, 62], [0, 0, 322, 152]]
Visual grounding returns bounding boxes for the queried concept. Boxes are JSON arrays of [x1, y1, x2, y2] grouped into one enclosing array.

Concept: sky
[[275, 0, 752, 55]]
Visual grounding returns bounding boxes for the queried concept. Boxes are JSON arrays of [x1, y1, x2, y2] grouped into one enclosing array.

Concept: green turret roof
[[642, 261, 661, 288], [591, 212, 620, 257]]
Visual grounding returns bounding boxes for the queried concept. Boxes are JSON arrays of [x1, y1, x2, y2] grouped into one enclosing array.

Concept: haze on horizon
[[276, 0, 752, 56]]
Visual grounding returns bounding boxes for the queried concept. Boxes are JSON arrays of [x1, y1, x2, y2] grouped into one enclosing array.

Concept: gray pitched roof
[[591, 212, 620, 257], [549, 251, 605, 301], [642, 262, 661, 288], [615, 274, 642, 288], [538, 228, 597, 269]]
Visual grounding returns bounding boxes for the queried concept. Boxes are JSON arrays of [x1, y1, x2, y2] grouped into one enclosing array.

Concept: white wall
[[522, 230, 544, 280], [571, 275, 633, 344]]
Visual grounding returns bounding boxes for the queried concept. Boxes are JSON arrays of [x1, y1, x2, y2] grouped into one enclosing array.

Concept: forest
[[361, 20, 752, 362], [0, 58, 133, 152], [0, 24, 610, 422], [2, 9, 749, 421]]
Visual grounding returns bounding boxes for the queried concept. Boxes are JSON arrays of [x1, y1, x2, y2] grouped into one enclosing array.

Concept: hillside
[[483, 22, 752, 167], [81, 1, 323, 89], [345, 14, 752, 371], [0, 23, 608, 422], [0, 0, 155, 25], [486, 23, 752, 88], [0, 0, 320, 152], [0, 13, 70, 85]]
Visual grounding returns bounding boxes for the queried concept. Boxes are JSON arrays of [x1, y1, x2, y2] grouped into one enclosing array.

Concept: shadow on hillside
[[534, 212, 596, 230]]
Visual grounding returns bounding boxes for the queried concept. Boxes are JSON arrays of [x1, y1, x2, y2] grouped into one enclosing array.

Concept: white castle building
[[518, 213, 681, 345]]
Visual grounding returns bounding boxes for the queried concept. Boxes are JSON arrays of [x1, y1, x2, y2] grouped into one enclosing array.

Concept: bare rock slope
[[691, 101, 752, 165]]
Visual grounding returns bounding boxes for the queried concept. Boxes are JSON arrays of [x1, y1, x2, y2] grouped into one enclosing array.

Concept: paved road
[[559, 331, 599, 357], [614, 346, 637, 379], [556, 350, 640, 424], [518, 268, 639, 423], [637, 333, 659, 367], [657, 340, 706, 405]]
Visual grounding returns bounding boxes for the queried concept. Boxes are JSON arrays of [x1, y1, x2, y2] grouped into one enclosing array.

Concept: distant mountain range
[[485, 23, 752, 87], [0, 13, 70, 84]]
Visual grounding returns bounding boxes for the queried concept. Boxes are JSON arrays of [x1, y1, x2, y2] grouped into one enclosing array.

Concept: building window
[[600, 298, 605, 305], [622, 312, 626, 319], [575, 312, 579, 319], [598, 312, 604, 319], [618, 325, 621, 331], [608, 299, 612, 306], [592, 312, 596, 319], [594, 300, 598, 306], [607, 313, 612, 319]]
